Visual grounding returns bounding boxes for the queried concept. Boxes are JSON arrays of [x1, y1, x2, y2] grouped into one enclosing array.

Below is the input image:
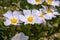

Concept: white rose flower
[[32, 9, 46, 24], [43, 7, 60, 20], [3, 10, 22, 26], [45, 0, 60, 6], [27, 0, 44, 5], [11, 32, 29, 40], [19, 10, 38, 25]]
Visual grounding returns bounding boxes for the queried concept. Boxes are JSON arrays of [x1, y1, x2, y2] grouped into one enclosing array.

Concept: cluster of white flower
[[3, 8, 60, 26], [3, 0, 60, 26], [3, 0, 60, 40], [27, 0, 60, 6]]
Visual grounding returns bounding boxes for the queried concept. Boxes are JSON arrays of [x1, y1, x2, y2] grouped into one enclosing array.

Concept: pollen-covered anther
[[46, 9, 53, 13], [47, 0, 52, 5], [11, 18, 18, 24], [39, 13, 44, 18], [36, 0, 41, 2], [27, 16, 34, 22]]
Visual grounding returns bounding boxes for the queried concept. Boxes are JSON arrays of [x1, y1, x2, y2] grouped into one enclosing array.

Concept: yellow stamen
[[27, 16, 34, 22], [36, 0, 41, 3], [46, 9, 53, 13], [47, 0, 52, 5], [39, 13, 44, 18], [11, 18, 18, 24]]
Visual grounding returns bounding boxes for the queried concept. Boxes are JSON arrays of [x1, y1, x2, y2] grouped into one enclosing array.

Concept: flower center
[[46, 9, 53, 13], [47, 0, 52, 5], [39, 13, 44, 18], [27, 16, 34, 22], [11, 18, 18, 24], [36, 0, 41, 3]]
